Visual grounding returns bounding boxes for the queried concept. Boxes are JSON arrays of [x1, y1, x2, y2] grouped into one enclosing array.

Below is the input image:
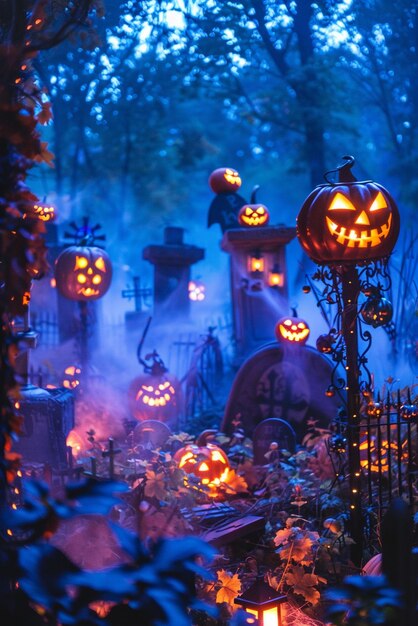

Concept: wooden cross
[[102, 438, 121, 479], [121, 276, 152, 312]]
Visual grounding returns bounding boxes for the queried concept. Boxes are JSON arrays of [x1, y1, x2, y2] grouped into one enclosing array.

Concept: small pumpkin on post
[[55, 245, 112, 301], [238, 186, 270, 227], [54, 219, 113, 370]]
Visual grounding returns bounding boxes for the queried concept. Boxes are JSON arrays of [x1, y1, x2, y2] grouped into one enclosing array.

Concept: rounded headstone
[[133, 420, 171, 448], [252, 418, 296, 464], [222, 343, 343, 441]]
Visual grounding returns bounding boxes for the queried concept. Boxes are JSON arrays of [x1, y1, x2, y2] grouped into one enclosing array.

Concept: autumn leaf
[[285, 564, 322, 605], [37, 101, 53, 125], [144, 470, 167, 500], [274, 527, 319, 565], [34, 141, 54, 167], [216, 569, 241, 605], [221, 469, 248, 494]]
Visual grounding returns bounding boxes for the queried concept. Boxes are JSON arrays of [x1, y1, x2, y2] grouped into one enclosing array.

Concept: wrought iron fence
[[359, 391, 418, 514]]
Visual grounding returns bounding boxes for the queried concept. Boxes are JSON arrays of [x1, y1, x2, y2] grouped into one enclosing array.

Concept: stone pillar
[[143, 227, 204, 320], [221, 225, 296, 363]]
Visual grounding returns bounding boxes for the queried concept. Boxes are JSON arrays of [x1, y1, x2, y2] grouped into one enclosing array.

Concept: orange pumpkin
[[275, 312, 310, 345], [174, 443, 230, 488], [238, 186, 269, 227], [209, 167, 242, 194], [297, 156, 400, 264], [55, 246, 112, 301]]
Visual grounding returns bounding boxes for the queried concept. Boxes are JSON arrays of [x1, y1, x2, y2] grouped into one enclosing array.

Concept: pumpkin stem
[[324, 155, 357, 184], [291, 306, 298, 316], [137, 316, 152, 367], [250, 185, 260, 203]]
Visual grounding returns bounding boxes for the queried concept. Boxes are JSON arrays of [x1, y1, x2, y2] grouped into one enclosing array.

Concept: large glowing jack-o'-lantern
[[297, 156, 400, 264], [128, 347, 180, 425], [209, 167, 242, 194], [238, 185, 270, 227], [174, 443, 230, 491], [275, 311, 310, 345], [54, 246, 112, 301]]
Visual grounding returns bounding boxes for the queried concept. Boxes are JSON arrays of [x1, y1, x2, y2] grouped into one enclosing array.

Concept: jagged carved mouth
[[78, 287, 100, 297], [243, 216, 267, 226], [326, 214, 392, 247], [224, 172, 241, 185], [279, 326, 310, 342]]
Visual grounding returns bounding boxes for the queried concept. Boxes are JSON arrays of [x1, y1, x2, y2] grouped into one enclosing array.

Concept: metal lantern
[[234, 576, 287, 626], [360, 296, 393, 328]]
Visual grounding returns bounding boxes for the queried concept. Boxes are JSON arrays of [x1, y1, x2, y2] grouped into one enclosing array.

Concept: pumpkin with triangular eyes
[[297, 157, 400, 264], [238, 185, 270, 227], [54, 246, 112, 301]]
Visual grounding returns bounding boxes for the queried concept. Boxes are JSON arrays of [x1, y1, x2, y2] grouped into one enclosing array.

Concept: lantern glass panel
[[248, 256, 264, 273]]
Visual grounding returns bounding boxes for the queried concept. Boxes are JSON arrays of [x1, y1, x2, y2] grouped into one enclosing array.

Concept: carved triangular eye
[[245, 207, 252, 215], [369, 191, 387, 212], [329, 192, 356, 211], [256, 207, 265, 214], [95, 257, 106, 272]]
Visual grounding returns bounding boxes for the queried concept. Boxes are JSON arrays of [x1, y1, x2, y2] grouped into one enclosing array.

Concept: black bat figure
[[207, 192, 247, 233]]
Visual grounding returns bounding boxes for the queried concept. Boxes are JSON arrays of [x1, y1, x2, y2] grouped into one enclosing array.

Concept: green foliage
[[0, 478, 215, 626], [326, 574, 402, 626]]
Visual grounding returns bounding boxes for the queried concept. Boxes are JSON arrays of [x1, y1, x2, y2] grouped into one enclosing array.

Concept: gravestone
[[222, 343, 343, 441], [133, 419, 171, 448], [252, 418, 296, 465]]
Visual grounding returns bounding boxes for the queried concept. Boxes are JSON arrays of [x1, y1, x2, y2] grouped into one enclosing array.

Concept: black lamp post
[[296, 155, 400, 564]]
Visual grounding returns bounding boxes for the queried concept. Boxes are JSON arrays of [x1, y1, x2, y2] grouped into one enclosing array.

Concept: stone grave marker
[[252, 418, 296, 465], [133, 419, 171, 448]]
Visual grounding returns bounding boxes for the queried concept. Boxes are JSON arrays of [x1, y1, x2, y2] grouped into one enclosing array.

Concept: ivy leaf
[[216, 569, 241, 605], [144, 470, 168, 500], [285, 564, 321, 605]]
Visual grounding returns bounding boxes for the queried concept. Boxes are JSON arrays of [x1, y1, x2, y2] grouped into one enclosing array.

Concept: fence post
[[381, 498, 416, 626]]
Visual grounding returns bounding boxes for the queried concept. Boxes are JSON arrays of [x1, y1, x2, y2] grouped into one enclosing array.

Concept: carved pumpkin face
[[34, 202, 55, 222], [209, 167, 242, 194], [62, 365, 82, 390], [128, 373, 180, 425], [275, 316, 310, 345], [174, 443, 230, 490], [297, 161, 400, 264], [238, 203, 269, 227], [54, 246, 112, 301]]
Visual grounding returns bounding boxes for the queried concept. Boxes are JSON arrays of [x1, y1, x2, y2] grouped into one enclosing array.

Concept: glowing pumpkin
[[209, 167, 242, 194], [34, 202, 55, 222], [297, 156, 400, 264], [62, 364, 82, 390], [275, 313, 310, 345], [128, 373, 179, 424], [174, 443, 230, 489], [359, 434, 408, 473], [54, 246, 112, 301], [238, 186, 270, 227]]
